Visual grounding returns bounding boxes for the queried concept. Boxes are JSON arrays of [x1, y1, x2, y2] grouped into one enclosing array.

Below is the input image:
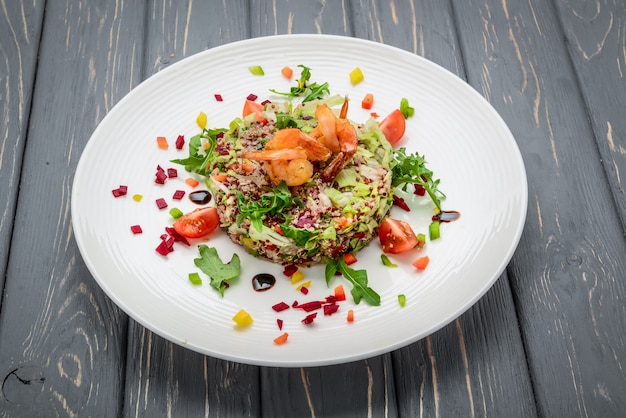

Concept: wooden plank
[[123, 1, 261, 417], [251, 0, 352, 36], [350, 0, 537, 416], [261, 358, 397, 418], [555, 0, 626, 225], [0, 0, 144, 416], [249, 2, 398, 417], [0, 1, 44, 292], [453, 0, 626, 416]]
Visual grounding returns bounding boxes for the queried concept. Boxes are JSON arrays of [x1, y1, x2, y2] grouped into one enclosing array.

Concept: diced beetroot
[[175, 135, 185, 150], [160, 233, 168, 240], [155, 239, 173, 256], [118, 185, 128, 194], [167, 168, 178, 178], [261, 99, 271, 106], [393, 195, 410, 211], [292, 300, 299, 308], [296, 301, 322, 312], [214, 94, 223, 102], [300, 287, 309, 295], [164, 226, 190, 246], [272, 302, 290, 312], [216, 131, 225, 139], [325, 295, 338, 304], [130, 225, 142, 234], [172, 190, 185, 200], [301, 312, 317, 325], [155, 198, 168, 209], [323, 303, 339, 316], [277, 319, 283, 330], [155, 166, 168, 184], [282, 265, 298, 277], [414, 184, 426, 196], [112, 188, 124, 197], [246, 93, 258, 101]]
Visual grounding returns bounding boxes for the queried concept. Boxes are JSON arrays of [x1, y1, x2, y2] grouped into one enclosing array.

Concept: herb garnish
[[270, 65, 330, 102], [399, 97, 415, 119], [236, 181, 301, 232], [325, 257, 381, 306], [170, 128, 226, 176], [194, 245, 241, 296], [391, 147, 445, 210]]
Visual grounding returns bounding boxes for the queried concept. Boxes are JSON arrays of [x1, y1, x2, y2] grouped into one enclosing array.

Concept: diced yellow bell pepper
[[349, 67, 364, 85], [196, 111, 208, 129], [291, 269, 305, 285], [232, 309, 253, 327], [296, 280, 311, 291]]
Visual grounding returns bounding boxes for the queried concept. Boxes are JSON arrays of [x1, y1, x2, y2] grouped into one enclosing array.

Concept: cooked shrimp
[[243, 128, 328, 186], [321, 118, 358, 181], [310, 105, 340, 153], [265, 128, 331, 161], [244, 128, 331, 161], [266, 159, 313, 186]]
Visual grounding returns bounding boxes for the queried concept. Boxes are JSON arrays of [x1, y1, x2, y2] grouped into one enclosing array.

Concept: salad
[[169, 65, 448, 303]]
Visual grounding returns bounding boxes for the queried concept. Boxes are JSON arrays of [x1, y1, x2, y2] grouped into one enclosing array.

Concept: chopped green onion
[[398, 294, 406, 307], [429, 220, 440, 240], [188, 272, 202, 285], [381, 254, 398, 267], [417, 233, 426, 248], [248, 65, 265, 76], [169, 207, 184, 219]]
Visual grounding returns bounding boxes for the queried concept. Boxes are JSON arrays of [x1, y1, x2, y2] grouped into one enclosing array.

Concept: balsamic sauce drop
[[252, 273, 276, 292], [189, 190, 212, 205], [433, 210, 461, 223]]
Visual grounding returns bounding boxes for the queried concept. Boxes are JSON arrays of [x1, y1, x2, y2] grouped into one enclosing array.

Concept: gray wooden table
[[1, 0, 625, 417]]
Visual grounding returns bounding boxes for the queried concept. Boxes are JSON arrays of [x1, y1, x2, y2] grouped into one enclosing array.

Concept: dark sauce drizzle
[[433, 210, 461, 223], [252, 273, 276, 292], [189, 190, 212, 205]]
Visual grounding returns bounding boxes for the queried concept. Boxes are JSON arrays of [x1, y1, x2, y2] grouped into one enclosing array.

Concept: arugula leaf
[[391, 147, 445, 210], [194, 245, 241, 296], [171, 128, 226, 176], [270, 65, 330, 102], [236, 181, 295, 231], [325, 258, 381, 306]]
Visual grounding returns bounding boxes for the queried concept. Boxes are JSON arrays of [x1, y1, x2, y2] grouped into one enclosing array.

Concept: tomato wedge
[[379, 109, 406, 145], [378, 218, 418, 254], [242, 99, 266, 123], [173, 207, 219, 238]]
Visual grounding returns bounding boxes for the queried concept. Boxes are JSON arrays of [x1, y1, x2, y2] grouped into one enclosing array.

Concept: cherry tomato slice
[[173, 207, 219, 238], [379, 109, 406, 145], [378, 217, 418, 254], [242, 99, 267, 123]]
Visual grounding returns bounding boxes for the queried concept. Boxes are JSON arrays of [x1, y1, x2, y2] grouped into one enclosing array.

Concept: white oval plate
[[72, 34, 527, 367]]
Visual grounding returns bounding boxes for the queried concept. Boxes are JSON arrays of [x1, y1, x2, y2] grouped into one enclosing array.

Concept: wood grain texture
[[123, 1, 261, 417], [0, 1, 44, 292], [453, 0, 626, 415], [0, 0, 144, 416], [251, 0, 352, 36], [556, 0, 626, 227]]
